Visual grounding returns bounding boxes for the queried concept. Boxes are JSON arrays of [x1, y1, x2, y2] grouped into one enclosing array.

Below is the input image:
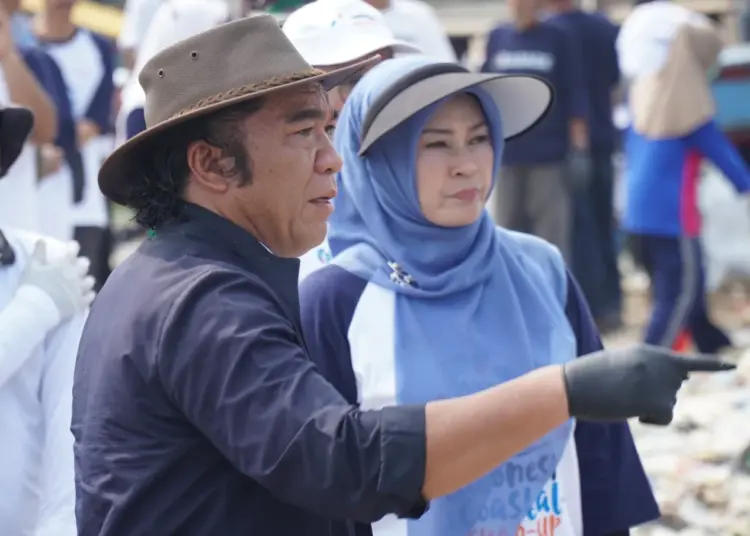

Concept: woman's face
[[416, 94, 494, 227]]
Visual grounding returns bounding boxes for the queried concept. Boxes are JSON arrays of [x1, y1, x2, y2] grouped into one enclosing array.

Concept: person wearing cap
[[283, 0, 421, 122], [72, 16, 733, 535], [362, 0, 456, 62], [0, 105, 95, 535], [283, 0, 421, 281], [298, 55, 660, 536]]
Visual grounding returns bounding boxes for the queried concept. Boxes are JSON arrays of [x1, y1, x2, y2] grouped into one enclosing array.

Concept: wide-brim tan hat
[[359, 63, 553, 156], [100, 14, 377, 206]]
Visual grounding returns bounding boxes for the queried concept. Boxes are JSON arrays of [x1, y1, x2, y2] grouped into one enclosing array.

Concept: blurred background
[[6, 0, 750, 533]]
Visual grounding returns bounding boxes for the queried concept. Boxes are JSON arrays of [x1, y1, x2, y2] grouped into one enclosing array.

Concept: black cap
[[0, 107, 34, 178]]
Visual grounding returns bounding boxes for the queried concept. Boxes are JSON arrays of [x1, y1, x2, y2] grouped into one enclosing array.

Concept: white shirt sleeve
[[35, 312, 86, 536], [0, 284, 60, 388]]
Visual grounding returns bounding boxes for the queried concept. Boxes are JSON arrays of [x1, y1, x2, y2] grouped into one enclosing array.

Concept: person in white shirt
[[117, 0, 163, 69], [0, 105, 95, 535], [363, 0, 456, 62], [283, 0, 421, 281], [0, 0, 59, 234]]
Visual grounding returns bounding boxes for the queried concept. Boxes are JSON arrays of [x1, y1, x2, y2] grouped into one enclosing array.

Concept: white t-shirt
[[118, 0, 164, 51], [0, 70, 41, 235], [380, 0, 456, 62], [0, 228, 85, 535]]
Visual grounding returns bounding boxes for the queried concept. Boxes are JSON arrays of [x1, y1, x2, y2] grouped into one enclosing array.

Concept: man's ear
[[185, 140, 233, 193]]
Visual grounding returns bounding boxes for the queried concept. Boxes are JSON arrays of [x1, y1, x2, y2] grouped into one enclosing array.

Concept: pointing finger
[[639, 413, 673, 426], [675, 355, 736, 372]]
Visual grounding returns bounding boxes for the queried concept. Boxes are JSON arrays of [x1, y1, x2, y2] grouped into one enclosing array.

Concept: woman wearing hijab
[[299, 56, 664, 536], [116, 0, 229, 144]]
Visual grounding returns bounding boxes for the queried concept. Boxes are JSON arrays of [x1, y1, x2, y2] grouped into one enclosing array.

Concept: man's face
[[508, 0, 540, 24], [231, 84, 340, 257]]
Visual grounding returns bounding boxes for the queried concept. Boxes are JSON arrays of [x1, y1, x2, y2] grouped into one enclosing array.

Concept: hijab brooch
[[387, 261, 414, 287]]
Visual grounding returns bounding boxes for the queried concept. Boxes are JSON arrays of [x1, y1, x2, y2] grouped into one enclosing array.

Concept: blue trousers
[[571, 151, 622, 320], [633, 234, 731, 352]]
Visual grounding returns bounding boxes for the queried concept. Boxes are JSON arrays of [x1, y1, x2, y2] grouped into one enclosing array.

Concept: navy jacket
[[72, 204, 428, 535]]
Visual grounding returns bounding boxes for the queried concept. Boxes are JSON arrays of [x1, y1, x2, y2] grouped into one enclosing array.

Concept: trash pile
[[620, 343, 750, 535]]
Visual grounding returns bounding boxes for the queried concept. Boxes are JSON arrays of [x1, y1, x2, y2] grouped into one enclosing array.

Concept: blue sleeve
[[85, 33, 116, 134], [565, 271, 660, 535], [299, 264, 368, 405], [125, 108, 147, 140], [686, 120, 750, 194], [159, 268, 428, 523], [556, 27, 589, 121]]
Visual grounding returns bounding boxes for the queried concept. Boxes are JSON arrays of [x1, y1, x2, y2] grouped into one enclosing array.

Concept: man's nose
[[316, 136, 343, 175]]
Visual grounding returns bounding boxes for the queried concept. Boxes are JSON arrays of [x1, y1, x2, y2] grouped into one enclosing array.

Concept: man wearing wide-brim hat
[[70, 14, 705, 535]]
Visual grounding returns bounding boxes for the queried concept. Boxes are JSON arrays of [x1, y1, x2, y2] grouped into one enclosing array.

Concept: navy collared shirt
[[72, 203, 428, 535]]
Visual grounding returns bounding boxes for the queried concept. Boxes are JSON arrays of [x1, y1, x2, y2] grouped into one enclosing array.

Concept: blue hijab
[[329, 57, 577, 535]]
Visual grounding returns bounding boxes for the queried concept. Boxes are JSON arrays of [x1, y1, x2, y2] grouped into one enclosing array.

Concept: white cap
[[283, 0, 421, 67]]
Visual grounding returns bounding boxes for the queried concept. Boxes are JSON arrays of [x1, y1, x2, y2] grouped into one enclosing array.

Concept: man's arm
[[0, 285, 60, 387], [36, 313, 86, 536], [558, 28, 589, 150], [159, 269, 570, 522], [1, 48, 57, 144]]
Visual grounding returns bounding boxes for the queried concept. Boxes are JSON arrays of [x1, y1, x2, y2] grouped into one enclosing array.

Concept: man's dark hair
[[129, 98, 265, 229]]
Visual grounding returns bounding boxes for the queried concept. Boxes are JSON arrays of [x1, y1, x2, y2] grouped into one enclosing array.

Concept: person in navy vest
[[298, 56, 734, 536], [546, 0, 624, 333], [31, 0, 116, 291], [73, 16, 733, 535], [482, 0, 589, 263]]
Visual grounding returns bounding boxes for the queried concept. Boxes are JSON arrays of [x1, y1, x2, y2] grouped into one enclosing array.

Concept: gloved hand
[[563, 344, 734, 425], [564, 149, 592, 191], [19, 240, 96, 321]]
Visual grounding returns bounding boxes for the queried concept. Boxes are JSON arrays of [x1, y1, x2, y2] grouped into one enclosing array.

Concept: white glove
[[19, 240, 96, 321]]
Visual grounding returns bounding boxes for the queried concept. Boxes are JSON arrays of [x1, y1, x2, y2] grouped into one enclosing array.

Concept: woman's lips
[[451, 188, 481, 202]]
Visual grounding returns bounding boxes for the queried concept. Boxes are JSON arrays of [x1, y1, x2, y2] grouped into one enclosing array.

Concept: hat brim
[[99, 55, 379, 206], [309, 39, 422, 67], [358, 70, 553, 156]]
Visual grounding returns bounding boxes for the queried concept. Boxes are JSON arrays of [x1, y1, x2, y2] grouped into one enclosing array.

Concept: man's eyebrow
[[285, 108, 327, 123], [422, 121, 487, 135]]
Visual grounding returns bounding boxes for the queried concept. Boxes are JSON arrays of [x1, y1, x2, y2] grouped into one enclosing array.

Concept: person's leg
[[642, 235, 701, 348], [494, 166, 528, 232], [685, 239, 732, 353], [570, 185, 606, 316], [526, 163, 572, 262], [590, 151, 623, 324]]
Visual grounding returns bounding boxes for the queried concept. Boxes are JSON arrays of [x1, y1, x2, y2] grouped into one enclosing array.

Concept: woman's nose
[[451, 150, 480, 177]]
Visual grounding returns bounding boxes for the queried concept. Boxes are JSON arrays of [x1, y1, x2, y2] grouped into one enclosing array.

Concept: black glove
[[564, 149, 592, 191], [563, 344, 735, 425]]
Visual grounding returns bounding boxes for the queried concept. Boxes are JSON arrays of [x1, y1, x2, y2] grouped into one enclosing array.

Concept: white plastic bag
[[699, 164, 750, 289]]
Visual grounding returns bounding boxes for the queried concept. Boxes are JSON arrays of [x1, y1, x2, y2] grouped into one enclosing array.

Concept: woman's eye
[[424, 140, 448, 149], [470, 134, 490, 145], [297, 127, 314, 137], [325, 125, 335, 139]]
